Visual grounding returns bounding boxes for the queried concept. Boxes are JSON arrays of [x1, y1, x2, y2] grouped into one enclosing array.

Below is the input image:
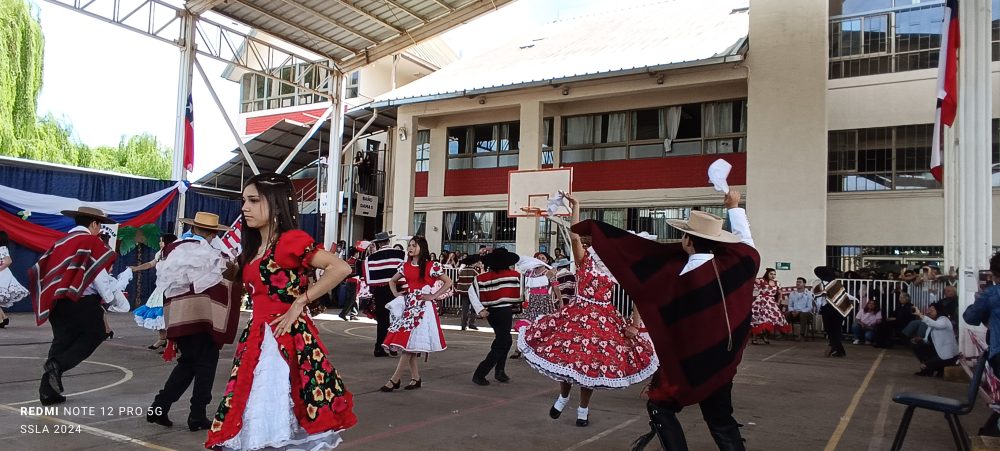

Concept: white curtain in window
[[705, 102, 734, 137], [565, 116, 594, 146], [607, 113, 627, 143], [444, 212, 459, 240], [662, 107, 682, 152]]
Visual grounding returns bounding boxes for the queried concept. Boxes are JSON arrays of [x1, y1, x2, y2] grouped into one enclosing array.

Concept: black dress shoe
[[472, 375, 490, 386], [494, 373, 510, 383], [39, 393, 66, 406], [374, 351, 389, 357], [389, 350, 398, 357], [146, 412, 173, 427], [549, 406, 562, 419], [576, 418, 589, 427], [0, 317, 9, 328], [187, 416, 211, 431], [43, 360, 63, 393]]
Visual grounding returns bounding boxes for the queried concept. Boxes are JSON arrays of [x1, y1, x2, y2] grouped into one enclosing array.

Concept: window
[[542, 118, 555, 164], [561, 100, 745, 163], [240, 62, 328, 113], [415, 130, 430, 172], [346, 71, 360, 99], [827, 1, 969, 79], [413, 212, 427, 237], [993, 118, 1000, 187], [828, 124, 940, 192], [442, 210, 516, 254], [447, 122, 520, 169]]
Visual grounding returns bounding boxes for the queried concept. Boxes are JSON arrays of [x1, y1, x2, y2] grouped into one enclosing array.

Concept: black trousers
[[645, 383, 745, 451], [338, 280, 357, 317], [45, 295, 106, 380], [459, 293, 476, 327], [474, 306, 513, 378], [152, 333, 220, 418], [913, 340, 957, 373], [821, 304, 846, 355], [372, 286, 393, 354]]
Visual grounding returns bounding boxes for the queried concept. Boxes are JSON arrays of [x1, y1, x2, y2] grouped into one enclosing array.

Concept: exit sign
[[776, 262, 791, 270]]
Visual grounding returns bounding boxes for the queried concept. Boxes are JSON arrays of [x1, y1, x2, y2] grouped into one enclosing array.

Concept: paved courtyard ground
[[0, 311, 990, 450]]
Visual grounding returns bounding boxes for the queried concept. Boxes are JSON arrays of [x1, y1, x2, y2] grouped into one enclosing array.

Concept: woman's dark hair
[[239, 173, 299, 270], [864, 300, 878, 313], [0, 231, 7, 247], [410, 235, 431, 281], [533, 252, 553, 263], [764, 268, 776, 278], [161, 233, 178, 247]]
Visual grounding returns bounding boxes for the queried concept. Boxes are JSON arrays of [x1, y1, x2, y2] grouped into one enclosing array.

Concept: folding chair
[[890, 352, 989, 451]]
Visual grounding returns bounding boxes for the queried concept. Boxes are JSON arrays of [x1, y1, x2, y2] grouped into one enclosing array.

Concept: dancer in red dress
[[205, 173, 356, 450], [751, 268, 791, 344], [380, 236, 453, 392], [518, 193, 658, 427]]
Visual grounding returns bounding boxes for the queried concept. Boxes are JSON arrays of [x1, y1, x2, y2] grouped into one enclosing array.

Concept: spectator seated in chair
[[852, 300, 882, 345], [910, 302, 958, 377], [785, 277, 816, 341]]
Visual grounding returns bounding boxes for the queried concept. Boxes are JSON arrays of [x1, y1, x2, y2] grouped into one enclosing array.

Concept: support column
[[428, 127, 448, 197], [390, 114, 419, 239], [746, 0, 828, 285], [515, 100, 544, 256], [323, 72, 345, 248], [426, 210, 444, 253], [956, 0, 993, 356]]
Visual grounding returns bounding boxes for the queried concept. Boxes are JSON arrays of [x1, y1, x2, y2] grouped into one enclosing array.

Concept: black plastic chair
[[890, 352, 989, 451]]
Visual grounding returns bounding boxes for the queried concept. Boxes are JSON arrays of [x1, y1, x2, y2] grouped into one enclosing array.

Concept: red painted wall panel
[[444, 167, 512, 196], [245, 108, 329, 134], [565, 154, 746, 192], [415, 172, 428, 197]]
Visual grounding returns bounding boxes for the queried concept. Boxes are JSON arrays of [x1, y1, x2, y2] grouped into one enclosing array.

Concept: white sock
[[553, 394, 570, 411], [577, 406, 589, 420]]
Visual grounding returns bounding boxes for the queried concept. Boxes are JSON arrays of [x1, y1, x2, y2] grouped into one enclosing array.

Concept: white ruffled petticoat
[[156, 242, 228, 298], [0, 268, 28, 309], [219, 324, 342, 451]]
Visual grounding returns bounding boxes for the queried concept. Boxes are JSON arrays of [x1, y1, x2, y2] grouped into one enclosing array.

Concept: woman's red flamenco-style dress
[[205, 230, 357, 450]]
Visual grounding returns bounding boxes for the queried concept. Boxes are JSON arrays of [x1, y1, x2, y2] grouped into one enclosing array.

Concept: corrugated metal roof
[[372, 0, 750, 107], [209, 0, 515, 72]]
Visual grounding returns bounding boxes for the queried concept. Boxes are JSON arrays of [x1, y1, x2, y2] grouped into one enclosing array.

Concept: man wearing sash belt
[[146, 212, 239, 431], [31, 207, 117, 406], [363, 232, 404, 357]]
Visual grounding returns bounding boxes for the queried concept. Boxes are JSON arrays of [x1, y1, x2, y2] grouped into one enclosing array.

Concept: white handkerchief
[[708, 159, 732, 194], [546, 192, 567, 217]]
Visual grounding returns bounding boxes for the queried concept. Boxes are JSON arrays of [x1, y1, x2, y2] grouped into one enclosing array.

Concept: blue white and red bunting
[[0, 181, 188, 252]]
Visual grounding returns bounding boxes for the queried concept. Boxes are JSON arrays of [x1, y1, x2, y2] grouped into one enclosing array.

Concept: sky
[[32, 0, 664, 180]]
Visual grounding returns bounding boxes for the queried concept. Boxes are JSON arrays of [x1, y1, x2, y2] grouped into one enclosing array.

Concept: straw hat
[[179, 212, 233, 231], [61, 206, 115, 224], [666, 211, 740, 243]]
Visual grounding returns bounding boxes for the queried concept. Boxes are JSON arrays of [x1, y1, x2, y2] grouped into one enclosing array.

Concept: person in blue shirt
[[964, 252, 1000, 377]]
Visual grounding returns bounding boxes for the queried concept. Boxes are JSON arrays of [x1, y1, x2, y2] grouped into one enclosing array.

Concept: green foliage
[[0, 0, 172, 180], [138, 224, 163, 251], [117, 226, 139, 255]]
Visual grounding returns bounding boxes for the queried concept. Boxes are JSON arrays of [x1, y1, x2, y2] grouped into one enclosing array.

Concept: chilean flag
[[931, 0, 959, 183], [184, 94, 195, 173]]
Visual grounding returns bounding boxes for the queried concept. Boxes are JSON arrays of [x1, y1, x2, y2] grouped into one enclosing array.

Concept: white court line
[[0, 404, 175, 450], [868, 383, 894, 451], [0, 356, 133, 406], [761, 346, 797, 362], [824, 349, 886, 451], [562, 416, 640, 451]]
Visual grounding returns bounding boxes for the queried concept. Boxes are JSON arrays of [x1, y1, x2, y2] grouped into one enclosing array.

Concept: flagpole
[[172, 11, 197, 235]]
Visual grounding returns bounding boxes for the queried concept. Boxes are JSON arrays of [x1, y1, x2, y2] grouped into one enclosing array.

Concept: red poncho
[[572, 220, 760, 406], [30, 231, 116, 326]]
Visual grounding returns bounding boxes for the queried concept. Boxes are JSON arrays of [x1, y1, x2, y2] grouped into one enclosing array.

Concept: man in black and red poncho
[[30, 206, 117, 406], [572, 189, 758, 451]]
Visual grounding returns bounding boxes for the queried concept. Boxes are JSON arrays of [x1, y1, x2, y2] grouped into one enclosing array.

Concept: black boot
[[39, 377, 65, 406], [43, 359, 63, 393], [147, 405, 173, 427], [630, 401, 689, 451], [706, 423, 746, 451]]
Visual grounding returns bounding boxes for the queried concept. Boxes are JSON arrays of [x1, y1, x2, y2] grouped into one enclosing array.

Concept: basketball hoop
[[520, 206, 544, 216]]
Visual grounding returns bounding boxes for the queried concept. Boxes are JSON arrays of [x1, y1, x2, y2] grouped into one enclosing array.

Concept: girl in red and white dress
[[518, 193, 657, 427], [751, 268, 791, 344], [380, 236, 453, 392], [205, 173, 356, 450]]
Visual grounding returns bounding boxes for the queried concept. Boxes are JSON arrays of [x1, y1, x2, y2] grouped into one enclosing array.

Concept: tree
[[0, 0, 172, 180]]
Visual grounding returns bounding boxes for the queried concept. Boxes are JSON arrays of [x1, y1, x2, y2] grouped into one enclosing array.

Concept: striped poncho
[[571, 220, 760, 407]]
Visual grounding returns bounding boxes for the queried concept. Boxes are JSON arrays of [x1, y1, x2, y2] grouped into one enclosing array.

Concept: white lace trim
[[220, 324, 343, 451], [515, 331, 658, 389], [0, 268, 28, 308], [584, 247, 618, 284], [156, 242, 228, 298]]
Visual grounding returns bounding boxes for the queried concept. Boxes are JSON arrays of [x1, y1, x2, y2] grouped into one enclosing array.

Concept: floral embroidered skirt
[[514, 291, 558, 332], [517, 298, 658, 389], [751, 296, 792, 335], [206, 316, 357, 450], [383, 292, 447, 353]]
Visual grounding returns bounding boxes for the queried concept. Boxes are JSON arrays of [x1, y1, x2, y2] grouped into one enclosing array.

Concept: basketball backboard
[[507, 168, 573, 218]]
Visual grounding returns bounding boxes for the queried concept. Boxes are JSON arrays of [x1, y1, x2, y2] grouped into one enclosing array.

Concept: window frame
[[239, 62, 330, 113], [827, 124, 941, 192], [415, 130, 430, 173], [446, 122, 521, 170]]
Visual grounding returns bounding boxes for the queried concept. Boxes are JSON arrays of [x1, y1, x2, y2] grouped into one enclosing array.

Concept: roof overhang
[[207, 0, 515, 73]]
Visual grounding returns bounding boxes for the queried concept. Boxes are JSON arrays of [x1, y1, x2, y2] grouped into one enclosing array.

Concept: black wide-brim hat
[[460, 254, 481, 266], [814, 266, 837, 283], [482, 248, 520, 269]]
